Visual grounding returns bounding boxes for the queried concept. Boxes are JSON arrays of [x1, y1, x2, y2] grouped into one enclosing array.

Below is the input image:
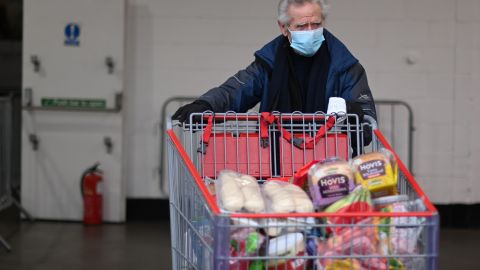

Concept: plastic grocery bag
[[215, 170, 266, 213], [323, 186, 374, 234]]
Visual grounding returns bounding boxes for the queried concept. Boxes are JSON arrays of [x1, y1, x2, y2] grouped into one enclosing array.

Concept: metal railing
[[0, 93, 33, 252], [0, 94, 14, 251], [375, 100, 415, 173], [159, 96, 198, 195], [158, 96, 415, 196], [0, 95, 13, 211]]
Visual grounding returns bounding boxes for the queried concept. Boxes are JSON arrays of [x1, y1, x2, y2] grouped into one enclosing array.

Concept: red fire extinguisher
[[80, 162, 103, 225]]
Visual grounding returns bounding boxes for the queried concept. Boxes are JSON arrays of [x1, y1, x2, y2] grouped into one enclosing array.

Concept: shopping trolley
[[166, 112, 439, 270]]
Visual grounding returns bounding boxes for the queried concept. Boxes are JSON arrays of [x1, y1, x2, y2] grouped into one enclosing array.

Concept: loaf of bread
[[263, 181, 296, 213], [217, 171, 267, 213], [308, 158, 355, 207], [218, 171, 245, 212], [239, 174, 265, 213], [262, 181, 315, 236], [283, 183, 314, 213], [351, 149, 398, 197], [263, 180, 283, 197]]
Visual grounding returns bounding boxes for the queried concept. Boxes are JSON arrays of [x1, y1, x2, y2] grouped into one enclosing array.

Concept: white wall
[[22, 0, 126, 221], [124, 0, 279, 198], [124, 0, 480, 203], [327, 0, 480, 204]]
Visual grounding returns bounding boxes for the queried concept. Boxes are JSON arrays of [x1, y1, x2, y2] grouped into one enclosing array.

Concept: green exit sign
[[41, 98, 106, 109]]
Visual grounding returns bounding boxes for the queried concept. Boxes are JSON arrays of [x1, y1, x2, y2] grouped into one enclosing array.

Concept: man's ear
[[277, 21, 288, 37]]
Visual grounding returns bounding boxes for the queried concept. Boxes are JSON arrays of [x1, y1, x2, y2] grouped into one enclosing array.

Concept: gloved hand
[[345, 101, 372, 154], [172, 99, 213, 123], [346, 101, 365, 124]]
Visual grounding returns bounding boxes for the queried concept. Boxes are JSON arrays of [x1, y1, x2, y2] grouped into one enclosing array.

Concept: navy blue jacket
[[199, 29, 376, 120]]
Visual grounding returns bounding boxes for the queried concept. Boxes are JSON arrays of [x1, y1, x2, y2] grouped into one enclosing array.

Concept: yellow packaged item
[[324, 259, 362, 270], [351, 149, 398, 198]]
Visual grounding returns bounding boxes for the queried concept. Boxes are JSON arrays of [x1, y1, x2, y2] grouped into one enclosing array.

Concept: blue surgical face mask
[[288, 27, 325, 57]]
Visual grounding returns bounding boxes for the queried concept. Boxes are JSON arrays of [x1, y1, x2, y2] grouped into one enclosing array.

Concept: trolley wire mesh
[[0, 96, 12, 212]]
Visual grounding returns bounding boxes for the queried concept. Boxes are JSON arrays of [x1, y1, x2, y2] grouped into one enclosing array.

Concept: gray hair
[[278, 0, 329, 25]]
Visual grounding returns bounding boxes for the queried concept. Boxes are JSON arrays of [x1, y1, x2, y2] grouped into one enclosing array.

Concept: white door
[[22, 0, 126, 221]]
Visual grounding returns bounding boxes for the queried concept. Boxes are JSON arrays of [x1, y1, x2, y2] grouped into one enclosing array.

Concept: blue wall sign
[[64, 23, 81, 46]]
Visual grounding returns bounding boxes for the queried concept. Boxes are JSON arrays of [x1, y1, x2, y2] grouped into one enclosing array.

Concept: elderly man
[[173, 0, 376, 125]]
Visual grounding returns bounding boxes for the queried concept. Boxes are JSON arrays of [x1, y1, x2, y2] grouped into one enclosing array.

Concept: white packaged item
[[267, 233, 306, 270], [215, 170, 266, 213], [216, 170, 245, 212], [262, 180, 315, 236], [238, 174, 265, 213], [263, 180, 313, 213]]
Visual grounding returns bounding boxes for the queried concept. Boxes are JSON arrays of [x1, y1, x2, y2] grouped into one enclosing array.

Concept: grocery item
[[373, 195, 409, 211], [351, 149, 398, 198], [388, 259, 406, 270], [323, 186, 374, 234], [239, 174, 266, 213], [262, 180, 315, 236], [283, 183, 315, 213], [216, 170, 266, 213], [229, 228, 265, 270], [318, 218, 378, 256], [318, 218, 389, 270], [217, 170, 245, 211], [292, 160, 320, 189], [379, 200, 425, 255], [323, 259, 362, 270], [373, 196, 411, 255], [308, 157, 356, 208], [266, 233, 306, 270], [263, 217, 315, 237], [263, 181, 296, 213], [231, 229, 264, 255]]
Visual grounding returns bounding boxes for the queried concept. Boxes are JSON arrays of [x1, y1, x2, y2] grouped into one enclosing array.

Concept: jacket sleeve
[[339, 62, 377, 121], [198, 60, 267, 113]]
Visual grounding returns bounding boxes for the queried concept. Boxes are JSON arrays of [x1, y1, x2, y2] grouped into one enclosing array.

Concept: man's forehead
[[290, 14, 321, 23], [288, 3, 322, 22]]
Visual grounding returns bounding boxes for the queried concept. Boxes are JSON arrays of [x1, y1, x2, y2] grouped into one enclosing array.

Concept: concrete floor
[[0, 221, 479, 270], [0, 221, 171, 270]]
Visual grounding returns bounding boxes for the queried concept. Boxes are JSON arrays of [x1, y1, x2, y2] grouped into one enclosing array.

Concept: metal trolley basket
[[166, 112, 439, 270]]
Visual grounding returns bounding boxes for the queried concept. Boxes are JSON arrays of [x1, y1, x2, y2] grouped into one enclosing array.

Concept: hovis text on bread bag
[[351, 148, 398, 198], [308, 157, 356, 208]]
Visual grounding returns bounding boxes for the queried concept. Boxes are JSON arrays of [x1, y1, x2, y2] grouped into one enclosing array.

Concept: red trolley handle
[[198, 115, 214, 154], [260, 113, 336, 149]]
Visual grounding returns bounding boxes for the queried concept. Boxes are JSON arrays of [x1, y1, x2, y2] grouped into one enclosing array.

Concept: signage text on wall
[[41, 98, 106, 109]]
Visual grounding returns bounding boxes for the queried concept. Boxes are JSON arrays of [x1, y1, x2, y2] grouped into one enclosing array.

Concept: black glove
[[345, 101, 372, 154], [346, 101, 365, 124], [172, 100, 213, 123]]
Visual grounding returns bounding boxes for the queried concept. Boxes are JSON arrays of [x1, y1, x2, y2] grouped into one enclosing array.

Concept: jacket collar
[[254, 29, 358, 74]]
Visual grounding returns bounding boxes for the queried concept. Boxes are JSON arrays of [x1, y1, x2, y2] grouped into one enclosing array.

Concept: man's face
[[278, 2, 324, 43]]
